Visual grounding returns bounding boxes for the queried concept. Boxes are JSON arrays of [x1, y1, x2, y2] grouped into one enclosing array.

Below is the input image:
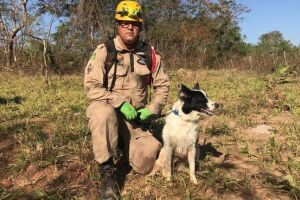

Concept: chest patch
[[137, 56, 147, 65]]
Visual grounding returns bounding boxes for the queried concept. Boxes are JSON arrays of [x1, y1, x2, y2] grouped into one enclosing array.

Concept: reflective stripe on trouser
[[86, 101, 161, 174]]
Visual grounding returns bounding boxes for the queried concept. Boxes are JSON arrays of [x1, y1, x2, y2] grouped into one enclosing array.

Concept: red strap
[[146, 47, 156, 85], [151, 47, 156, 73]]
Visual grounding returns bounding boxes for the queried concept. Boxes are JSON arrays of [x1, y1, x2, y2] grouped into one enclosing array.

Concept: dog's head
[[179, 83, 219, 116]]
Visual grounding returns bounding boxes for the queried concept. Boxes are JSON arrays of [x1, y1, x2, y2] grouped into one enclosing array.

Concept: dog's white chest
[[163, 113, 200, 156]]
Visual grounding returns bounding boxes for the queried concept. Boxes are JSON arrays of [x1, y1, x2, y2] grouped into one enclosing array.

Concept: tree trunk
[[7, 27, 21, 67], [3, 0, 28, 68], [183, 37, 187, 68], [7, 39, 14, 67]]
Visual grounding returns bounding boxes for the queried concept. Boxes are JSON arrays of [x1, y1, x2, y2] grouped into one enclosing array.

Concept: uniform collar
[[114, 35, 144, 52]]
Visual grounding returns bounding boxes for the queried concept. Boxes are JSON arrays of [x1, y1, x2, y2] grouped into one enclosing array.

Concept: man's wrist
[[137, 108, 152, 121]]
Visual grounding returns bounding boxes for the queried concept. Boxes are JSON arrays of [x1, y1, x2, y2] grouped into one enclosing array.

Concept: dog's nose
[[214, 103, 219, 108]]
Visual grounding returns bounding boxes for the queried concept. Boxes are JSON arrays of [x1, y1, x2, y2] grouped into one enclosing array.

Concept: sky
[[40, 1, 300, 46], [236, 0, 300, 45]]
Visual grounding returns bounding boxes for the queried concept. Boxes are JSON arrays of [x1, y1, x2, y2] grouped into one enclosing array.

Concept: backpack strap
[[104, 39, 157, 91], [104, 39, 118, 91], [140, 42, 156, 86], [146, 46, 156, 85], [139, 43, 156, 101], [151, 48, 157, 73]]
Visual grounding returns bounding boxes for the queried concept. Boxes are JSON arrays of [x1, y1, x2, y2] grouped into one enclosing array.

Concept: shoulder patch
[[89, 53, 96, 61], [97, 44, 106, 49], [86, 63, 93, 74]]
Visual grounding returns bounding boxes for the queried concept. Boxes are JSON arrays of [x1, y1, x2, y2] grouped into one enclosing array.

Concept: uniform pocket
[[108, 63, 127, 77], [107, 64, 128, 89], [135, 64, 150, 88]]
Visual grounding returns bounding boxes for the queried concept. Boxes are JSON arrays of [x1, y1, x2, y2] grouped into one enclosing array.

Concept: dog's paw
[[162, 169, 172, 181], [163, 173, 172, 181], [161, 168, 167, 176], [190, 176, 198, 185], [166, 176, 172, 182], [147, 164, 159, 177]]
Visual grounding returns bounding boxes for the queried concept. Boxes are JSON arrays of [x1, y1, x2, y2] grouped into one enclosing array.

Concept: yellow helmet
[[115, 1, 143, 22]]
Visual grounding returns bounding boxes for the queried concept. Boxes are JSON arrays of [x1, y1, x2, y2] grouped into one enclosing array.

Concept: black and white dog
[[149, 83, 218, 184]]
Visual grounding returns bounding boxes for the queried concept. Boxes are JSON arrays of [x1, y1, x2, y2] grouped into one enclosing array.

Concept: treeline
[[0, 0, 299, 74]]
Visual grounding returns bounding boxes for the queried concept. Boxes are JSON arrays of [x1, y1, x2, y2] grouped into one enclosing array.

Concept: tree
[[258, 30, 295, 53], [0, 0, 31, 67], [182, 0, 249, 66], [78, 0, 119, 47], [33, 0, 77, 73]]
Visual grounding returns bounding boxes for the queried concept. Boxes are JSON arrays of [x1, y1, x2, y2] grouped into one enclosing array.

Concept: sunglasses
[[118, 21, 142, 30]]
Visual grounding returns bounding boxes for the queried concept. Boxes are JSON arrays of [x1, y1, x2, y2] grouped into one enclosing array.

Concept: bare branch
[[21, 0, 28, 17], [11, 26, 22, 39], [46, 14, 56, 41], [12, 0, 18, 29], [0, 14, 9, 38], [24, 33, 42, 40]]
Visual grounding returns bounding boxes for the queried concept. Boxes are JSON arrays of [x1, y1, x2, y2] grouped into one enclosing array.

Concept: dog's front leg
[[188, 146, 198, 184], [162, 146, 173, 181]]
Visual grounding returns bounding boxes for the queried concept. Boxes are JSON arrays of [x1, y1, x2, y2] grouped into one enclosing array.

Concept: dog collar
[[171, 109, 180, 116]]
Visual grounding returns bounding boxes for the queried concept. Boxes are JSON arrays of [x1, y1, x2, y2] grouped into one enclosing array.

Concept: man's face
[[117, 21, 142, 45]]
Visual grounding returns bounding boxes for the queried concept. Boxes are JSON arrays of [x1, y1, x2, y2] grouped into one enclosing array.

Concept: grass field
[[0, 68, 299, 200]]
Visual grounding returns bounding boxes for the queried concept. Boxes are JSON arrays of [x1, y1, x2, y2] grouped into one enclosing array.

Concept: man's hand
[[119, 102, 137, 121], [137, 108, 152, 122]]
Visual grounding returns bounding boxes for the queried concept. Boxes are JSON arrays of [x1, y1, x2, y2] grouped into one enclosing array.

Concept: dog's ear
[[193, 82, 200, 90], [179, 84, 191, 99], [179, 84, 191, 93]]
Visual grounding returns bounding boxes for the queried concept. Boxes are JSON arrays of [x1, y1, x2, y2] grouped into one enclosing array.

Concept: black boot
[[99, 159, 119, 200]]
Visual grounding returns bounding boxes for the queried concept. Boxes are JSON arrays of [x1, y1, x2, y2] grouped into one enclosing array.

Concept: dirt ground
[[0, 115, 298, 200]]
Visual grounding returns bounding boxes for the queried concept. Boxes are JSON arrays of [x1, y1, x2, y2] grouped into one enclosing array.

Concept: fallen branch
[[0, 117, 48, 127]]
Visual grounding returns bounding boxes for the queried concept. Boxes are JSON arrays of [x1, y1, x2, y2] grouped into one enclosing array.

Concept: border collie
[[149, 83, 218, 184]]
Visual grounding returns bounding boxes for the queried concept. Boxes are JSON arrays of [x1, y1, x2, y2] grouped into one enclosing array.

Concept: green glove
[[137, 108, 152, 122], [119, 102, 137, 121]]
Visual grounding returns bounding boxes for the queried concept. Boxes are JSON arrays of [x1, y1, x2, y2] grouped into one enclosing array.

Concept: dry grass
[[0, 68, 299, 199]]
